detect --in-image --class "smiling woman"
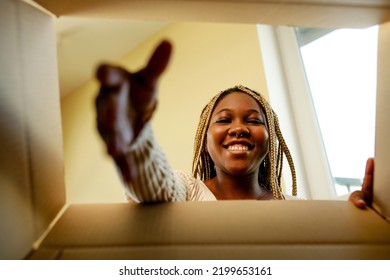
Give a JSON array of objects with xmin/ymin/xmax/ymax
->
[
  {"xmin": 96, "ymin": 42, "xmax": 298, "ymax": 202},
  {"xmin": 193, "ymin": 86, "xmax": 297, "ymax": 200}
]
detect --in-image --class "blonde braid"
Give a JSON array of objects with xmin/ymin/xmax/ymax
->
[
  {"xmin": 274, "ymin": 113, "xmax": 298, "ymax": 196},
  {"xmin": 192, "ymin": 85, "xmax": 297, "ymax": 199}
]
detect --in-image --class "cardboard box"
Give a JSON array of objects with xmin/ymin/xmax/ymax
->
[
  {"xmin": 1, "ymin": 0, "xmax": 389, "ymax": 260},
  {"xmin": 28, "ymin": 201, "xmax": 390, "ymax": 260}
]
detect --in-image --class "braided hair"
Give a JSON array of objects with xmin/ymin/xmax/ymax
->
[{"xmin": 192, "ymin": 85, "xmax": 297, "ymax": 200}]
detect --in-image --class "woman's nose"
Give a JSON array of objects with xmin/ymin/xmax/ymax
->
[{"xmin": 228, "ymin": 124, "xmax": 249, "ymax": 138}]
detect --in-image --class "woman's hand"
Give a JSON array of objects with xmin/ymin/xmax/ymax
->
[
  {"xmin": 349, "ymin": 157, "xmax": 374, "ymax": 209},
  {"xmin": 95, "ymin": 40, "xmax": 172, "ymax": 158}
]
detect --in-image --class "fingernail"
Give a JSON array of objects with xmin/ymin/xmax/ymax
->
[{"xmin": 356, "ymin": 199, "xmax": 367, "ymax": 209}]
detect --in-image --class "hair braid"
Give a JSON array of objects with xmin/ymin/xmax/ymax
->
[{"xmin": 192, "ymin": 85, "xmax": 297, "ymax": 199}]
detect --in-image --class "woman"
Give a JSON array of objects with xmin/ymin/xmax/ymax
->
[{"xmin": 96, "ymin": 41, "xmax": 372, "ymax": 206}]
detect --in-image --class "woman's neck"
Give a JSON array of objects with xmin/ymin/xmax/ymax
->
[{"xmin": 204, "ymin": 171, "xmax": 273, "ymax": 200}]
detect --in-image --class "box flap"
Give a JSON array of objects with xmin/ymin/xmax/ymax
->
[
  {"xmin": 19, "ymin": 0, "xmax": 66, "ymax": 237},
  {"xmin": 0, "ymin": 0, "xmax": 66, "ymax": 259},
  {"xmin": 31, "ymin": 201, "xmax": 390, "ymax": 259},
  {"xmin": 373, "ymin": 21, "xmax": 390, "ymax": 221},
  {"xmin": 32, "ymin": 0, "xmax": 390, "ymax": 28},
  {"xmin": 0, "ymin": 0, "xmax": 35, "ymax": 260}
]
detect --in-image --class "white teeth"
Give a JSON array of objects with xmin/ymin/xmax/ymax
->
[{"xmin": 228, "ymin": 145, "xmax": 249, "ymax": 151}]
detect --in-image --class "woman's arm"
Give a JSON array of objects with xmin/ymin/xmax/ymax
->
[
  {"xmin": 115, "ymin": 124, "xmax": 187, "ymax": 202},
  {"xmin": 95, "ymin": 41, "xmax": 187, "ymax": 202}
]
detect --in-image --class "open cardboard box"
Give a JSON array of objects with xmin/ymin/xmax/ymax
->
[{"xmin": 1, "ymin": 0, "xmax": 390, "ymax": 260}]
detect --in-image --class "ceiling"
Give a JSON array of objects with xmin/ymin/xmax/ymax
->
[{"xmin": 55, "ymin": 17, "xmax": 167, "ymax": 97}]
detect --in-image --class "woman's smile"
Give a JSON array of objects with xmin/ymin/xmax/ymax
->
[{"xmin": 227, "ymin": 144, "xmax": 249, "ymax": 151}]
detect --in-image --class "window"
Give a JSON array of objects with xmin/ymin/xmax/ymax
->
[
  {"xmin": 257, "ymin": 25, "xmax": 378, "ymax": 199},
  {"xmin": 296, "ymin": 26, "xmax": 378, "ymax": 196}
]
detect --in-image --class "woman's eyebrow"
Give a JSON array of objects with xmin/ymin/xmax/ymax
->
[
  {"xmin": 247, "ymin": 109, "xmax": 262, "ymax": 115},
  {"xmin": 214, "ymin": 108, "xmax": 231, "ymax": 115},
  {"xmin": 214, "ymin": 108, "xmax": 263, "ymax": 115}
]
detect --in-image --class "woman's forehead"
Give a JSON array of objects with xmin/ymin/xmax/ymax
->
[{"xmin": 213, "ymin": 91, "xmax": 263, "ymax": 113}]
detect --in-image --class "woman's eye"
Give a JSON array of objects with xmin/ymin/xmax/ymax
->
[
  {"xmin": 247, "ymin": 119, "xmax": 263, "ymax": 124},
  {"xmin": 215, "ymin": 118, "xmax": 230, "ymax": 124}
]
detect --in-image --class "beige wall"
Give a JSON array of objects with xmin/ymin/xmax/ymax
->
[{"xmin": 61, "ymin": 21, "xmax": 268, "ymax": 203}]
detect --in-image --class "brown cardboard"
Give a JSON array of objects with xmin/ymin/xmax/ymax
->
[
  {"xmin": 1, "ymin": 0, "xmax": 389, "ymax": 260},
  {"xmin": 30, "ymin": 245, "xmax": 390, "ymax": 260},
  {"xmin": 374, "ymin": 21, "xmax": 390, "ymax": 221},
  {"xmin": 29, "ymin": 201, "xmax": 390, "ymax": 259},
  {"xmin": 0, "ymin": 0, "xmax": 36, "ymax": 260},
  {"xmin": 18, "ymin": 0, "xmax": 66, "ymax": 239},
  {"xmin": 33, "ymin": 0, "xmax": 390, "ymax": 28},
  {"xmin": 0, "ymin": 0, "xmax": 65, "ymax": 260}
]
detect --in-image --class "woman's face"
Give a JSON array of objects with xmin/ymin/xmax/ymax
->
[{"xmin": 206, "ymin": 92, "xmax": 269, "ymax": 177}]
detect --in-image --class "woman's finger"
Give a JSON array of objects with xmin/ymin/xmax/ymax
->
[
  {"xmin": 348, "ymin": 158, "xmax": 375, "ymax": 209},
  {"xmin": 349, "ymin": 190, "xmax": 368, "ymax": 209},
  {"xmin": 362, "ymin": 157, "xmax": 374, "ymax": 206},
  {"xmin": 143, "ymin": 40, "xmax": 172, "ymax": 85}
]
